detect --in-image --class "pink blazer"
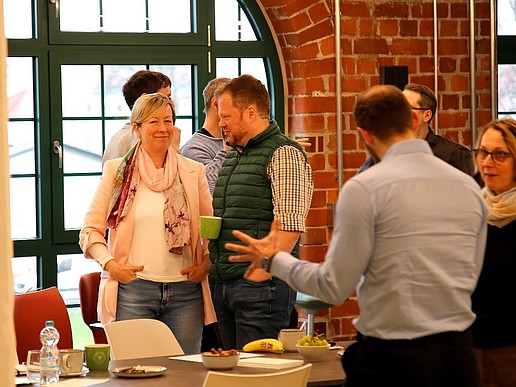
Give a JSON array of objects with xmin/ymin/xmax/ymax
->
[{"xmin": 79, "ymin": 153, "xmax": 216, "ymax": 325}]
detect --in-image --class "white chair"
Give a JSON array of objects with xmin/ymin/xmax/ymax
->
[
  {"xmin": 104, "ymin": 319, "xmax": 184, "ymax": 360},
  {"xmin": 202, "ymin": 363, "xmax": 312, "ymax": 387}
]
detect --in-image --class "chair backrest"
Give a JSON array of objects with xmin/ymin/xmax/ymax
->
[
  {"xmin": 202, "ymin": 363, "xmax": 312, "ymax": 387},
  {"xmin": 104, "ymin": 318, "xmax": 184, "ymax": 360},
  {"xmin": 14, "ymin": 287, "xmax": 73, "ymax": 363},
  {"xmin": 78, "ymin": 271, "xmax": 107, "ymax": 344}
]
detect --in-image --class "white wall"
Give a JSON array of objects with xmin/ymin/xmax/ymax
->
[{"xmin": 0, "ymin": 1, "xmax": 16, "ymax": 385}]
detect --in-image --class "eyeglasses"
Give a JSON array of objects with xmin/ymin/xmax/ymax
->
[
  {"xmin": 411, "ymin": 107, "xmax": 429, "ymax": 111},
  {"xmin": 474, "ymin": 148, "xmax": 513, "ymax": 164}
]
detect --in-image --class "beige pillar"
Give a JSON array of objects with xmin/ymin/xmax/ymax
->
[{"xmin": 0, "ymin": 1, "xmax": 16, "ymax": 386}]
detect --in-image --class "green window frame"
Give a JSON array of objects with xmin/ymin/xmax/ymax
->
[{"xmin": 8, "ymin": 0, "xmax": 284, "ymax": 347}]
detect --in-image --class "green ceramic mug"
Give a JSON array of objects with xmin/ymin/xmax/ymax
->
[
  {"xmin": 200, "ymin": 216, "xmax": 222, "ymax": 239},
  {"xmin": 85, "ymin": 344, "xmax": 110, "ymax": 371}
]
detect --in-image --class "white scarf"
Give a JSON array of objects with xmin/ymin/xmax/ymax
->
[{"xmin": 483, "ymin": 186, "xmax": 516, "ymax": 228}]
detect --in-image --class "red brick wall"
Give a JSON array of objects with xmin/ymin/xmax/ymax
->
[{"xmin": 259, "ymin": 0, "xmax": 492, "ymax": 341}]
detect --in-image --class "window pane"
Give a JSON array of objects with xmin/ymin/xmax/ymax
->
[
  {"xmin": 9, "ymin": 121, "xmax": 35, "ymax": 175},
  {"xmin": 63, "ymin": 121, "xmax": 103, "ymax": 173},
  {"xmin": 176, "ymin": 118, "xmax": 193, "ymax": 150},
  {"xmin": 10, "ymin": 177, "xmax": 37, "ymax": 239},
  {"xmin": 59, "ymin": 0, "xmax": 192, "ymax": 33},
  {"xmin": 7, "ymin": 57, "xmax": 34, "ymax": 119},
  {"xmin": 216, "ymin": 58, "xmax": 268, "ymax": 91},
  {"xmin": 241, "ymin": 58, "xmax": 267, "ymax": 86},
  {"xmin": 216, "ymin": 58, "xmax": 240, "ymax": 78},
  {"xmin": 498, "ymin": 0, "xmax": 516, "ymax": 36},
  {"xmin": 68, "ymin": 307, "xmax": 95, "ymax": 348},
  {"xmin": 57, "ymin": 254, "xmax": 101, "ymax": 306},
  {"xmin": 64, "ymin": 176, "xmax": 101, "ymax": 230},
  {"xmin": 59, "ymin": 0, "xmax": 100, "ymax": 32},
  {"xmin": 215, "ymin": 0, "xmax": 257, "ymax": 41},
  {"xmin": 498, "ymin": 65, "xmax": 516, "ymax": 112},
  {"xmin": 13, "ymin": 256, "xmax": 38, "ymax": 294},
  {"xmin": 104, "ymin": 65, "xmax": 143, "ymax": 117},
  {"xmin": 499, "ymin": 113, "xmax": 516, "ymax": 120},
  {"xmin": 3, "ymin": 0, "xmax": 33, "ymax": 39},
  {"xmin": 62, "ymin": 66, "xmax": 101, "ymax": 117},
  {"xmin": 240, "ymin": 11, "xmax": 256, "ymax": 41},
  {"xmin": 61, "ymin": 64, "xmax": 194, "ymax": 164},
  {"xmin": 105, "ymin": 120, "xmax": 130, "ymax": 146},
  {"xmin": 103, "ymin": 0, "xmax": 146, "ymax": 33},
  {"xmin": 149, "ymin": 0, "xmax": 191, "ymax": 33},
  {"xmin": 150, "ymin": 65, "xmax": 193, "ymax": 116}
]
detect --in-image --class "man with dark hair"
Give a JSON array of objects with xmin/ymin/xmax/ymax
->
[
  {"xmin": 209, "ymin": 74, "xmax": 313, "ymax": 350},
  {"xmin": 102, "ymin": 70, "xmax": 173, "ymax": 164},
  {"xmin": 227, "ymin": 85, "xmax": 487, "ymax": 386},
  {"xmin": 357, "ymin": 83, "xmax": 478, "ymax": 182},
  {"xmin": 180, "ymin": 77, "xmax": 230, "ymax": 194}
]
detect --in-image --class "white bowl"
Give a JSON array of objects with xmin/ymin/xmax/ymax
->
[
  {"xmin": 296, "ymin": 344, "xmax": 330, "ymax": 362},
  {"xmin": 201, "ymin": 352, "xmax": 240, "ymax": 370}
]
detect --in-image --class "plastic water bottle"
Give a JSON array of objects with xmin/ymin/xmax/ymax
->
[{"xmin": 39, "ymin": 320, "xmax": 60, "ymax": 384}]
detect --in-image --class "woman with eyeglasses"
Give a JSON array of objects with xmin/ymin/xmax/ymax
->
[{"xmin": 471, "ymin": 118, "xmax": 516, "ymax": 387}]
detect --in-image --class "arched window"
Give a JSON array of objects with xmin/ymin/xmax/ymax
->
[{"xmin": 6, "ymin": 0, "xmax": 283, "ymax": 346}]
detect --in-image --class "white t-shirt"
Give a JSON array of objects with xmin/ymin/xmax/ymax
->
[{"xmin": 128, "ymin": 179, "xmax": 191, "ymax": 282}]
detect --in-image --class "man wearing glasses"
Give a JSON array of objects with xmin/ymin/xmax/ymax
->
[{"xmin": 357, "ymin": 83, "xmax": 479, "ymax": 184}]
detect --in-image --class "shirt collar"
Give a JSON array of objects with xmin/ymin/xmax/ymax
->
[{"xmin": 382, "ymin": 139, "xmax": 433, "ymax": 162}]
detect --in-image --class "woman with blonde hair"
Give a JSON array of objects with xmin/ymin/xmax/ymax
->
[
  {"xmin": 471, "ymin": 118, "xmax": 516, "ymax": 386},
  {"xmin": 80, "ymin": 93, "xmax": 216, "ymax": 354}
]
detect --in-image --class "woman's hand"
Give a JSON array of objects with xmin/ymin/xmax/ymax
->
[
  {"xmin": 181, "ymin": 256, "xmax": 210, "ymax": 283},
  {"xmin": 105, "ymin": 260, "xmax": 144, "ymax": 284}
]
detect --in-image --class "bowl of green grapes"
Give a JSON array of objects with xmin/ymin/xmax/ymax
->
[{"xmin": 296, "ymin": 334, "xmax": 331, "ymax": 362}]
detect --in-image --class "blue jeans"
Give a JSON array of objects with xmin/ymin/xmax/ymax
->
[
  {"xmin": 211, "ymin": 277, "xmax": 296, "ymax": 350},
  {"xmin": 116, "ymin": 278, "xmax": 204, "ymax": 354}
]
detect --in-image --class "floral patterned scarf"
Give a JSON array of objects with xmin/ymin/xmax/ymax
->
[{"xmin": 107, "ymin": 142, "xmax": 191, "ymax": 254}]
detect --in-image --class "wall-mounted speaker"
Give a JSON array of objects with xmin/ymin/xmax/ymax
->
[{"xmin": 380, "ymin": 66, "xmax": 408, "ymax": 91}]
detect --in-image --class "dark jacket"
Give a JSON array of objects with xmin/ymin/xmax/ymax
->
[
  {"xmin": 357, "ymin": 128, "xmax": 481, "ymax": 185},
  {"xmin": 209, "ymin": 121, "xmax": 303, "ymax": 283},
  {"xmin": 472, "ymin": 220, "xmax": 516, "ymax": 348}
]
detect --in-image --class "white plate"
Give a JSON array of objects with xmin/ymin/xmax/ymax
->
[
  {"xmin": 111, "ymin": 366, "xmax": 167, "ymax": 378},
  {"xmin": 60, "ymin": 366, "xmax": 89, "ymax": 377}
]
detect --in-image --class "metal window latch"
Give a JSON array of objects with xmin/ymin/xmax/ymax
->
[{"xmin": 53, "ymin": 140, "xmax": 63, "ymax": 169}]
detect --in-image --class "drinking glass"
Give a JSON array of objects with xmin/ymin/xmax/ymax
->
[{"xmin": 26, "ymin": 349, "xmax": 40, "ymax": 383}]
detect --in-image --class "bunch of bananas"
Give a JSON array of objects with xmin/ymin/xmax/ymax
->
[
  {"xmin": 297, "ymin": 333, "xmax": 329, "ymax": 347},
  {"xmin": 242, "ymin": 338, "xmax": 284, "ymax": 353}
]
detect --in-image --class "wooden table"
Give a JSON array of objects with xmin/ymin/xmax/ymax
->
[{"xmin": 84, "ymin": 345, "xmax": 348, "ymax": 387}]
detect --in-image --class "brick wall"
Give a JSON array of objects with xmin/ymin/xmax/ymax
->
[{"xmin": 259, "ymin": 0, "xmax": 492, "ymax": 341}]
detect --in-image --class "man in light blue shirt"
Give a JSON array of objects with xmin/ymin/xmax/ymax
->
[
  {"xmin": 180, "ymin": 77, "xmax": 230, "ymax": 195},
  {"xmin": 226, "ymin": 85, "xmax": 488, "ymax": 387}
]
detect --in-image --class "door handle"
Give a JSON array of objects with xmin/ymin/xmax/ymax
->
[{"xmin": 53, "ymin": 140, "xmax": 63, "ymax": 169}]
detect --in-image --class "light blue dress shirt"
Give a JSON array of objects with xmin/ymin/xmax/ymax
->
[{"xmin": 272, "ymin": 139, "xmax": 488, "ymax": 340}]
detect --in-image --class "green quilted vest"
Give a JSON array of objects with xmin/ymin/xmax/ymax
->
[{"xmin": 209, "ymin": 121, "xmax": 304, "ymax": 283}]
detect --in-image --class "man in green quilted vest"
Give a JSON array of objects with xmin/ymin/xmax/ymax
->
[{"xmin": 209, "ymin": 74, "xmax": 313, "ymax": 350}]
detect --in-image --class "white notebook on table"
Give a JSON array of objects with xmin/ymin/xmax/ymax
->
[{"xmin": 237, "ymin": 357, "xmax": 304, "ymax": 369}]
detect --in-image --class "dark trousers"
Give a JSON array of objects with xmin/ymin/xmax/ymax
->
[
  {"xmin": 201, "ymin": 322, "xmax": 221, "ymax": 352},
  {"xmin": 201, "ymin": 277, "xmax": 221, "ymax": 352},
  {"xmin": 342, "ymin": 330, "xmax": 479, "ymax": 387}
]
